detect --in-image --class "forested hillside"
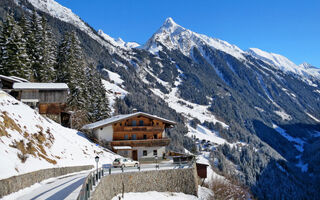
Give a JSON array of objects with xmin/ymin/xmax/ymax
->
[{"xmin": 1, "ymin": 0, "xmax": 320, "ymax": 199}]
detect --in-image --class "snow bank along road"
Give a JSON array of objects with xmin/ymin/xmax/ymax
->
[{"xmin": 9, "ymin": 163, "xmax": 191, "ymax": 200}]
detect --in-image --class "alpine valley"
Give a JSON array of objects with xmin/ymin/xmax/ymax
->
[{"xmin": 1, "ymin": 0, "xmax": 320, "ymax": 199}]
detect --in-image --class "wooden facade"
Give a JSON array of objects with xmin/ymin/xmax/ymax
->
[
  {"xmin": 82, "ymin": 112, "xmax": 176, "ymax": 160},
  {"xmin": 112, "ymin": 116, "xmax": 166, "ymax": 142},
  {"xmin": 111, "ymin": 138, "xmax": 170, "ymax": 147},
  {"xmin": 196, "ymin": 163, "xmax": 209, "ymax": 179},
  {"xmin": 19, "ymin": 90, "xmax": 68, "ymax": 103}
]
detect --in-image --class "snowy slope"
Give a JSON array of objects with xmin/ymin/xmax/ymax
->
[
  {"xmin": 98, "ymin": 30, "xmax": 140, "ymax": 49},
  {"xmin": 247, "ymin": 48, "xmax": 320, "ymax": 80},
  {"xmin": 0, "ymin": 91, "xmax": 117, "ymax": 180},
  {"xmin": 144, "ymin": 17, "xmax": 320, "ymax": 84},
  {"xmin": 144, "ymin": 18, "xmax": 246, "ymax": 60},
  {"xmin": 21, "ymin": 0, "xmax": 136, "ymax": 53}
]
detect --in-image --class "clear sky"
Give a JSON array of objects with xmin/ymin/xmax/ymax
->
[{"xmin": 55, "ymin": 0, "xmax": 320, "ymax": 67}]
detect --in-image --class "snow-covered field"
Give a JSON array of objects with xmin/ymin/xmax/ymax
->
[
  {"xmin": 111, "ymin": 186, "xmax": 213, "ymax": 200},
  {"xmin": 0, "ymin": 91, "xmax": 117, "ymax": 179}
]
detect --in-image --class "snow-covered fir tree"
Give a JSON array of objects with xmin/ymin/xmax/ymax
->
[
  {"xmin": 38, "ymin": 16, "xmax": 56, "ymax": 82},
  {"xmin": 86, "ymin": 64, "xmax": 110, "ymax": 122},
  {"xmin": 26, "ymin": 10, "xmax": 42, "ymax": 81},
  {"xmin": 0, "ymin": 12, "xmax": 31, "ymax": 78},
  {"xmin": 56, "ymin": 31, "xmax": 87, "ymax": 110}
]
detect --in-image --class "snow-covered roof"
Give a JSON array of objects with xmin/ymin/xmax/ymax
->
[
  {"xmin": 82, "ymin": 112, "xmax": 176, "ymax": 130},
  {"xmin": 113, "ymin": 146, "xmax": 132, "ymax": 150},
  {"xmin": 0, "ymin": 74, "xmax": 29, "ymax": 83},
  {"xmin": 13, "ymin": 83, "xmax": 69, "ymax": 90}
]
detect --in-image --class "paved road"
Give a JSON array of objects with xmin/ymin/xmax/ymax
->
[
  {"xmin": 17, "ymin": 163, "xmax": 191, "ymax": 200},
  {"xmin": 16, "ymin": 171, "xmax": 90, "ymax": 200}
]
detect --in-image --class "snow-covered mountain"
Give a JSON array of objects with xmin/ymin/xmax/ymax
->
[
  {"xmin": 0, "ymin": 91, "xmax": 117, "ymax": 180},
  {"xmin": 247, "ymin": 48, "xmax": 320, "ymax": 80},
  {"xmin": 98, "ymin": 29, "xmax": 140, "ymax": 49},
  {"xmin": 144, "ymin": 17, "xmax": 246, "ymax": 60},
  {"xmin": 144, "ymin": 17, "xmax": 320, "ymax": 84},
  {"xmin": 3, "ymin": 0, "xmax": 320, "ymax": 198}
]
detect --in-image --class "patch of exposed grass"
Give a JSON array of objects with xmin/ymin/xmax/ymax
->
[
  {"xmin": 0, "ymin": 111, "xmax": 22, "ymax": 137},
  {"xmin": 33, "ymin": 132, "xmax": 46, "ymax": 144},
  {"xmin": 210, "ymin": 174, "xmax": 254, "ymax": 200},
  {"xmin": 38, "ymin": 153, "xmax": 57, "ymax": 164}
]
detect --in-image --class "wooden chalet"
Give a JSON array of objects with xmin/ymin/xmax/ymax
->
[
  {"xmin": 82, "ymin": 112, "xmax": 176, "ymax": 161},
  {"xmin": 12, "ymin": 82, "xmax": 70, "ymax": 126}
]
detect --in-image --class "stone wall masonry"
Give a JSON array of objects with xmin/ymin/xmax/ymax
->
[
  {"xmin": 0, "ymin": 165, "xmax": 93, "ymax": 198},
  {"xmin": 92, "ymin": 164, "xmax": 198, "ymax": 200}
]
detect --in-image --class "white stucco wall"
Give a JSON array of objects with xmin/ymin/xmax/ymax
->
[
  {"xmin": 133, "ymin": 146, "xmax": 166, "ymax": 160},
  {"xmin": 94, "ymin": 125, "xmax": 113, "ymax": 142}
]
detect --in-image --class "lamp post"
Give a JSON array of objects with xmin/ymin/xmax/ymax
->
[
  {"xmin": 155, "ymin": 155, "xmax": 158, "ymax": 169},
  {"xmin": 95, "ymin": 156, "xmax": 99, "ymax": 180}
]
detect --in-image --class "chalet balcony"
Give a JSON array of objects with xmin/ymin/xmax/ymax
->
[
  {"xmin": 114, "ymin": 126, "xmax": 164, "ymax": 133},
  {"xmin": 110, "ymin": 138, "xmax": 170, "ymax": 147}
]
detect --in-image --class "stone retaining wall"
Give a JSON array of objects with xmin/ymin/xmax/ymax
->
[
  {"xmin": 0, "ymin": 165, "xmax": 93, "ymax": 198},
  {"xmin": 92, "ymin": 164, "xmax": 198, "ymax": 200}
]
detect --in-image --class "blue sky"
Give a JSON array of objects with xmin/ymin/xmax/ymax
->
[{"xmin": 56, "ymin": 0, "xmax": 320, "ymax": 67}]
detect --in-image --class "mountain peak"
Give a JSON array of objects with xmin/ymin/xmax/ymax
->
[
  {"xmin": 163, "ymin": 17, "xmax": 177, "ymax": 27},
  {"xmin": 299, "ymin": 62, "xmax": 314, "ymax": 69},
  {"xmin": 159, "ymin": 17, "xmax": 182, "ymax": 33}
]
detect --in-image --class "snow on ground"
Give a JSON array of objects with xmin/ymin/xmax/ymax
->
[
  {"xmin": 150, "ymin": 87, "xmax": 228, "ymax": 128},
  {"xmin": 0, "ymin": 91, "xmax": 117, "ymax": 179},
  {"xmin": 312, "ymin": 131, "xmax": 320, "ymax": 137},
  {"xmin": 197, "ymin": 152, "xmax": 226, "ymax": 187},
  {"xmin": 274, "ymin": 110, "xmax": 292, "ymax": 121},
  {"xmin": 102, "ymin": 77, "xmax": 128, "ymax": 114},
  {"xmin": 112, "ymin": 191, "xmax": 198, "ymax": 200},
  {"xmin": 111, "ymin": 185, "xmax": 212, "ymax": 200},
  {"xmin": 295, "ymin": 155, "xmax": 308, "ymax": 173},
  {"xmin": 272, "ymin": 124, "xmax": 305, "ymax": 152},
  {"xmin": 188, "ymin": 125, "xmax": 227, "ymax": 145},
  {"xmin": 306, "ymin": 112, "xmax": 320, "ymax": 123},
  {"xmin": 98, "ymin": 30, "xmax": 140, "ymax": 50},
  {"xmin": 247, "ymin": 48, "xmax": 320, "ymax": 80},
  {"xmin": 105, "ymin": 69, "xmax": 125, "ymax": 85},
  {"xmin": 272, "ymin": 123, "xmax": 309, "ymax": 173}
]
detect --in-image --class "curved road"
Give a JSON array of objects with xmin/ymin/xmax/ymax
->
[
  {"xmin": 16, "ymin": 171, "xmax": 90, "ymax": 200},
  {"xmin": 16, "ymin": 163, "xmax": 191, "ymax": 200}
]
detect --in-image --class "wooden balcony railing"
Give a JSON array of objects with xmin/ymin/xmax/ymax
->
[
  {"xmin": 114, "ymin": 126, "xmax": 163, "ymax": 132},
  {"xmin": 110, "ymin": 138, "xmax": 170, "ymax": 147}
]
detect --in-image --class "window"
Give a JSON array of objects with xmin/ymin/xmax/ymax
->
[
  {"xmin": 139, "ymin": 120, "xmax": 144, "ymax": 126},
  {"xmin": 132, "ymin": 120, "xmax": 137, "ymax": 126},
  {"xmin": 120, "ymin": 123, "xmax": 122, "ymax": 126},
  {"xmin": 100, "ymin": 127, "xmax": 103, "ymax": 130},
  {"xmin": 153, "ymin": 150, "xmax": 157, "ymax": 156},
  {"xmin": 124, "ymin": 135, "xmax": 128, "ymax": 140},
  {"xmin": 153, "ymin": 134, "xmax": 158, "ymax": 139},
  {"xmin": 143, "ymin": 150, "xmax": 147, "ymax": 156},
  {"xmin": 143, "ymin": 134, "xmax": 147, "ymax": 139},
  {"xmin": 132, "ymin": 134, "xmax": 136, "ymax": 140}
]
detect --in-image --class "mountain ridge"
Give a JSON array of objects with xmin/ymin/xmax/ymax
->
[{"xmin": 3, "ymin": 1, "xmax": 320, "ymax": 199}]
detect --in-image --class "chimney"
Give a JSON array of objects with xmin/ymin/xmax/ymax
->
[{"xmin": 132, "ymin": 108, "xmax": 138, "ymax": 113}]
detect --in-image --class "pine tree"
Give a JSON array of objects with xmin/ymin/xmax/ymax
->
[
  {"xmin": 26, "ymin": 10, "xmax": 42, "ymax": 81},
  {"xmin": 56, "ymin": 31, "xmax": 87, "ymax": 110},
  {"xmin": 0, "ymin": 12, "xmax": 31, "ymax": 78},
  {"xmin": 86, "ymin": 64, "xmax": 110, "ymax": 122},
  {"xmin": 38, "ymin": 16, "xmax": 56, "ymax": 82}
]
